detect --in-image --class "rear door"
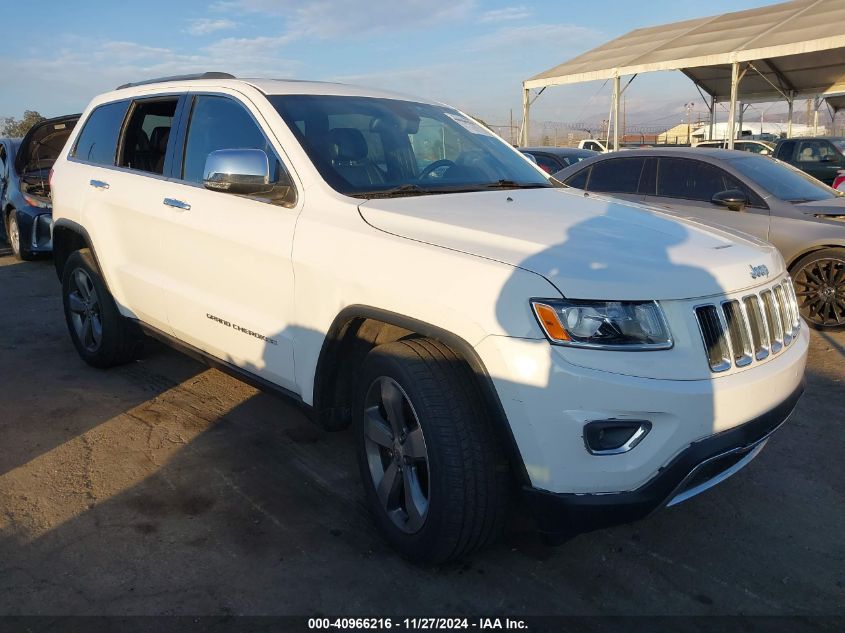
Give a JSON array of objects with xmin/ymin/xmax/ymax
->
[
  {"xmin": 68, "ymin": 98, "xmax": 174, "ymax": 331},
  {"xmin": 642, "ymin": 157, "xmax": 771, "ymax": 241},
  {"xmin": 156, "ymin": 91, "xmax": 301, "ymax": 392}
]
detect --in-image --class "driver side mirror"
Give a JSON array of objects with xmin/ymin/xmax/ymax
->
[
  {"xmin": 203, "ymin": 148, "xmax": 272, "ymax": 195},
  {"xmin": 711, "ymin": 189, "xmax": 748, "ymax": 212}
]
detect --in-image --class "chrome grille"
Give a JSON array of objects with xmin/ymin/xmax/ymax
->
[{"xmin": 695, "ymin": 279, "xmax": 801, "ymax": 373}]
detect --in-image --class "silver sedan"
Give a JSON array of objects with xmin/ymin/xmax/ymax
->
[{"xmin": 555, "ymin": 147, "xmax": 845, "ymax": 329}]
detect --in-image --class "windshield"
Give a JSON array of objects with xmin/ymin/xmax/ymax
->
[
  {"xmin": 725, "ymin": 154, "xmax": 841, "ymax": 202},
  {"xmin": 832, "ymin": 139, "xmax": 845, "ymax": 154},
  {"xmin": 269, "ymin": 95, "xmax": 551, "ymax": 197}
]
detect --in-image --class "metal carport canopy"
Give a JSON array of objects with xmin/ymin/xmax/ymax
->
[{"xmin": 522, "ymin": 0, "xmax": 845, "ymax": 149}]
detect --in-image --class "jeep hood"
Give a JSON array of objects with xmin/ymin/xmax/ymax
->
[
  {"xmin": 358, "ymin": 188, "xmax": 783, "ymax": 301},
  {"xmin": 15, "ymin": 114, "xmax": 80, "ymax": 175}
]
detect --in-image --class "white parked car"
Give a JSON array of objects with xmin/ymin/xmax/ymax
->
[{"xmin": 50, "ymin": 73, "xmax": 808, "ymax": 563}]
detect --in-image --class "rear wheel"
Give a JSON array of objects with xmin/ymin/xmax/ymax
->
[
  {"xmin": 355, "ymin": 337, "xmax": 509, "ymax": 563},
  {"xmin": 791, "ymin": 248, "xmax": 845, "ymax": 330},
  {"xmin": 62, "ymin": 249, "xmax": 142, "ymax": 367}
]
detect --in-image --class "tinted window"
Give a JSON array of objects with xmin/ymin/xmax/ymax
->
[
  {"xmin": 638, "ymin": 157, "xmax": 657, "ymax": 194},
  {"xmin": 656, "ymin": 158, "xmax": 727, "ymax": 201},
  {"xmin": 533, "ymin": 154, "xmax": 561, "ymax": 174},
  {"xmin": 726, "ymin": 154, "xmax": 839, "ymax": 202},
  {"xmin": 775, "ymin": 140, "xmax": 796, "ymax": 160},
  {"xmin": 72, "ymin": 101, "xmax": 130, "ymax": 166},
  {"xmin": 587, "ymin": 157, "xmax": 645, "ymax": 194},
  {"xmin": 120, "ymin": 98, "xmax": 178, "ymax": 175},
  {"xmin": 721, "ymin": 170, "xmax": 767, "ymax": 208},
  {"xmin": 183, "ymin": 95, "xmax": 279, "ymax": 184},
  {"xmin": 565, "ymin": 168, "xmax": 589, "ymax": 189},
  {"xmin": 0, "ymin": 144, "xmax": 6, "ymax": 178}
]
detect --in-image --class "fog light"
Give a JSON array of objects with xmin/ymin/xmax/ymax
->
[{"xmin": 584, "ymin": 420, "xmax": 651, "ymax": 455}]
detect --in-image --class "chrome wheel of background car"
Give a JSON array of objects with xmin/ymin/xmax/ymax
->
[
  {"xmin": 8, "ymin": 215, "xmax": 20, "ymax": 255},
  {"xmin": 794, "ymin": 258, "xmax": 845, "ymax": 327},
  {"xmin": 363, "ymin": 376, "xmax": 430, "ymax": 534},
  {"xmin": 67, "ymin": 268, "xmax": 104, "ymax": 352}
]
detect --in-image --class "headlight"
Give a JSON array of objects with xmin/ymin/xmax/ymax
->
[
  {"xmin": 531, "ymin": 299, "xmax": 673, "ymax": 350},
  {"xmin": 23, "ymin": 193, "xmax": 51, "ymax": 209}
]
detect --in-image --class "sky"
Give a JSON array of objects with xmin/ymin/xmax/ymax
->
[{"xmin": 0, "ymin": 0, "xmax": 780, "ymax": 128}]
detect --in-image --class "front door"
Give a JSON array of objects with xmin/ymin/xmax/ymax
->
[
  {"xmin": 643, "ymin": 157, "xmax": 771, "ymax": 242},
  {"xmin": 157, "ymin": 92, "xmax": 301, "ymax": 392}
]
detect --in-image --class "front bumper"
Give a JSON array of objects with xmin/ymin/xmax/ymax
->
[
  {"xmin": 475, "ymin": 324, "xmax": 808, "ymax": 494},
  {"xmin": 521, "ymin": 382, "xmax": 803, "ymax": 537}
]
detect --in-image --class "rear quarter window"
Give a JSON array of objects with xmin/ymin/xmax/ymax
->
[{"xmin": 72, "ymin": 100, "xmax": 131, "ymax": 166}]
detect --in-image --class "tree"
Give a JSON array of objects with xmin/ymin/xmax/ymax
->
[{"xmin": 1, "ymin": 110, "xmax": 46, "ymax": 138}]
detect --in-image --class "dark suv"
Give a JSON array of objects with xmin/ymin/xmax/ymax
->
[
  {"xmin": 772, "ymin": 137, "xmax": 845, "ymax": 185},
  {"xmin": 1, "ymin": 114, "xmax": 80, "ymax": 260}
]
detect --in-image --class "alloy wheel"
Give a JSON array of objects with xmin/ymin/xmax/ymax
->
[
  {"xmin": 9, "ymin": 216, "xmax": 19, "ymax": 255},
  {"xmin": 67, "ymin": 268, "xmax": 104, "ymax": 352},
  {"xmin": 363, "ymin": 376, "xmax": 430, "ymax": 534},
  {"xmin": 794, "ymin": 258, "xmax": 845, "ymax": 327}
]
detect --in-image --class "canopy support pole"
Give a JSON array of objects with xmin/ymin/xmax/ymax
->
[
  {"xmin": 787, "ymin": 91, "xmax": 794, "ymax": 138},
  {"xmin": 613, "ymin": 74, "xmax": 621, "ymax": 152},
  {"xmin": 727, "ymin": 61, "xmax": 740, "ymax": 150},
  {"xmin": 709, "ymin": 95, "xmax": 716, "ymax": 141},
  {"xmin": 521, "ymin": 86, "xmax": 530, "ymax": 147}
]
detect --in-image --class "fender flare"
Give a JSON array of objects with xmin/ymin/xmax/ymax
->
[{"xmin": 314, "ymin": 304, "xmax": 530, "ymax": 485}]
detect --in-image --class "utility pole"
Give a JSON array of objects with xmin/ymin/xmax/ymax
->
[{"xmin": 684, "ymin": 102, "xmax": 695, "ymax": 144}]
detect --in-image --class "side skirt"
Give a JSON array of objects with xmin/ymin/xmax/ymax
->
[{"xmin": 133, "ymin": 320, "xmax": 315, "ymax": 420}]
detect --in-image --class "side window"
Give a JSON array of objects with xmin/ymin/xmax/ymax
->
[
  {"xmin": 775, "ymin": 140, "xmax": 796, "ymax": 160},
  {"xmin": 72, "ymin": 101, "xmax": 130, "ymax": 166},
  {"xmin": 657, "ymin": 158, "xmax": 727, "ymax": 202},
  {"xmin": 585, "ymin": 157, "xmax": 645, "ymax": 194},
  {"xmin": 119, "ymin": 98, "xmax": 179, "ymax": 175},
  {"xmin": 182, "ymin": 95, "xmax": 293, "ymax": 205},
  {"xmin": 638, "ymin": 157, "xmax": 657, "ymax": 194},
  {"xmin": 722, "ymin": 171, "xmax": 767, "ymax": 209},
  {"xmin": 564, "ymin": 167, "xmax": 589, "ymax": 189},
  {"xmin": 0, "ymin": 145, "xmax": 6, "ymax": 179}
]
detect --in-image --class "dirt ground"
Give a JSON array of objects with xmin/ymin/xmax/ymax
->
[{"xmin": 0, "ymin": 252, "xmax": 842, "ymax": 617}]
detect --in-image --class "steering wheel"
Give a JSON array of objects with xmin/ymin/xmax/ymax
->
[{"xmin": 419, "ymin": 159, "xmax": 456, "ymax": 180}]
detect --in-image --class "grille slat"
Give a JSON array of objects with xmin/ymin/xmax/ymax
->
[{"xmin": 696, "ymin": 279, "xmax": 800, "ymax": 373}]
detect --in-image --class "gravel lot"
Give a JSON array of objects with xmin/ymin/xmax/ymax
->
[{"xmin": 0, "ymin": 252, "xmax": 843, "ymax": 617}]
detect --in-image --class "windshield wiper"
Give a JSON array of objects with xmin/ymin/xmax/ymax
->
[
  {"xmin": 479, "ymin": 179, "xmax": 551, "ymax": 190},
  {"xmin": 355, "ymin": 184, "xmax": 435, "ymax": 199}
]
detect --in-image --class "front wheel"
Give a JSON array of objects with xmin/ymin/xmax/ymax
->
[
  {"xmin": 791, "ymin": 248, "xmax": 845, "ymax": 330},
  {"xmin": 62, "ymin": 249, "xmax": 142, "ymax": 367},
  {"xmin": 7, "ymin": 210, "xmax": 36, "ymax": 261},
  {"xmin": 355, "ymin": 338, "xmax": 509, "ymax": 563}
]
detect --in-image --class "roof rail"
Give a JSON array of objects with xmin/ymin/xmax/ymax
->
[{"xmin": 116, "ymin": 72, "xmax": 236, "ymax": 90}]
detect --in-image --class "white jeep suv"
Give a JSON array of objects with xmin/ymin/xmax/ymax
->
[{"xmin": 50, "ymin": 73, "xmax": 808, "ymax": 563}]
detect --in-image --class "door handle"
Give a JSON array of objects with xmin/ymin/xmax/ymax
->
[
  {"xmin": 89, "ymin": 179, "xmax": 109, "ymax": 190},
  {"xmin": 163, "ymin": 198, "xmax": 191, "ymax": 211}
]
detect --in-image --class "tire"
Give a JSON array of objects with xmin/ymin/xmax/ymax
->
[
  {"xmin": 355, "ymin": 337, "xmax": 510, "ymax": 563},
  {"xmin": 7, "ymin": 210, "xmax": 36, "ymax": 261},
  {"xmin": 61, "ymin": 248, "xmax": 142, "ymax": 367},
  {"xmin": 790, "ymin": 247, "xmax": 845, "ymax": 330}
]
